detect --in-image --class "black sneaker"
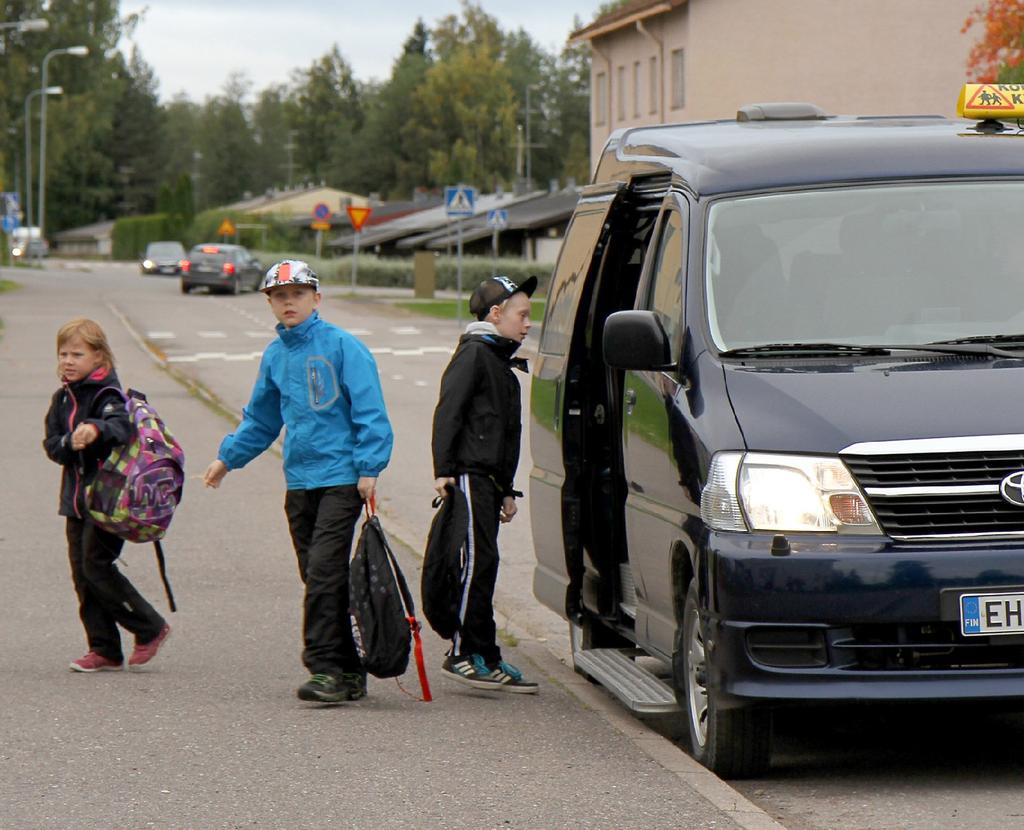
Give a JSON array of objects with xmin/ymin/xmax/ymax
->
[
  {"xmin": 339, "ymin": 671, "xmax": 367, "ymax": 701},
  {"xmin": 297, "ymin": 673, "xmax": 346, "ymax": 703},
  {"xmin": 442, "ymin": 653, "xmax": 538, "ymax": 694},
  {"xmin": 486, "ymin": 659, "xmax": 539, "ymax": 695}
]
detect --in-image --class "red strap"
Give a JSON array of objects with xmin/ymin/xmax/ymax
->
[
  {"xmin": 409, "ymin": 616, "xmax": 433, "ymax": 702},
  {"xmin": 364, "ymin": 493, "xmax": 376, "ymax": 520}
]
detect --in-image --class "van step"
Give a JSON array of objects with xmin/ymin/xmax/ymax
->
[{"xmin": 573, "ymin": 648, "xmax": 680, "ymax": 714}]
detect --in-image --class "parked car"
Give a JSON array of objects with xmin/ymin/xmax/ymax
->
[
  {"xmin": 180, "ymin": 244, "xmax": 262, "ymax": 294},
  {"xmin": 530, "ymin": 93, "xmax": 1024, "ymax": 778},
  {"xmin": 140, "ymin": 240, "xmax": 186, "ymax": 276},
  {"xmin": 11, "ymin": 226, "xmax": 48, "ymax": 259}
]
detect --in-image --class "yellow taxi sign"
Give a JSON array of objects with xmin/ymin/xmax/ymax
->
[
  {"xmin": 958, "ymin": 83, "xmax": 1024, "ymax": 120},
  {"xmin": 217, "ymin": 217, "xmax": 236, "ymax": 236}
]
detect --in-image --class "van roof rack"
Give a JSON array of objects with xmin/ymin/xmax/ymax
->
[{"xmin": 737, "ymin": 103, "xmax": 829, "ymax": 122}]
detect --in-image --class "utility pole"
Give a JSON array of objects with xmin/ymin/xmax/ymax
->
[
  {"xmin": 283, "ymin": 129, "xmax": 298, "ymax": 190},
  {"xmin": 191, "ymin": 150, "xmax": 202, "ymax": 211}
]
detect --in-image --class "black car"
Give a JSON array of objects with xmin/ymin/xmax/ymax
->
[
  {"xmin": 181, "ymin": 244, "xmax": 262, "ymax": 294},
  {"xmin": 530, "ymin": 96, "xmax": 1024, "ymax": 778},
  {"xmin": 140, "ymin": 241, "xmax": 186, "ymax": 276}
]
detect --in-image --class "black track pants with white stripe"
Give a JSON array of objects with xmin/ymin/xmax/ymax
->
[{"xmin": 452, "ymin": 473, "xmax": 503, "ymax": 664}]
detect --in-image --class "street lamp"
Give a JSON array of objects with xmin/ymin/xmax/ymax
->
[
  {"xmin": 0, "ymin": 19, "xmax": 49, "ymax": 33},
  {"xmin": 38, "ymin": 45, "xmax": 88, "ymax": 238},
  {"xmin": 24, "ymin": 85, "xmax": 62, "ymax": 230}
]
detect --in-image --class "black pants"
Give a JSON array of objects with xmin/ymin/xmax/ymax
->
[
  {"xmin": 66, "ymin": 517, "xmax": 166, "ymax": 661},
  {"xmin": 452, "ymin": 473, "xmax": 503, "ymax": 665},
  {"xmin": 285, "ymin": 485, "xmax": 363, "ymax": 676}
]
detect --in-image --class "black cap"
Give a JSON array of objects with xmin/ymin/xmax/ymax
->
[{"xmin": 468, "ymin": 275, "xmax": 538, "ymax": 319}]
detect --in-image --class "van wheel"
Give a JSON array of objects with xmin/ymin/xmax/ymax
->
[{"xmin": 674, "ymin": 583, "xmax": 771, "ymax": 779}]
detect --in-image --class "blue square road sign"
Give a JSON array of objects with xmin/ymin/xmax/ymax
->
[{"xmin": 445, "ymin": 185, "xmax": 477, "ymax": 218}]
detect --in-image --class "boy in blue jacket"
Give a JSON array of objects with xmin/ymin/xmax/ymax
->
[{"xmin": 203, "ymin": 260, "xmax": 393, "ymax": 704}]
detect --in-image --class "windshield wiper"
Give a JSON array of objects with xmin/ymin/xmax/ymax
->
[
  {"xmin": 721, "ymin": 341, "xmax": 1021, "ymax": 358},
  {"xmin": 931, "ymin": 334, "xmax": 1024, "ymax": 348}
]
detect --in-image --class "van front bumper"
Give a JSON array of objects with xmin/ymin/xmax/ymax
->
[{"xmin": 706, "ymin": 533, "xmax": 1024, "ymax": 705}]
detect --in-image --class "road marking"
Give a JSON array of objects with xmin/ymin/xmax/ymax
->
[
  {"xmin": 147, "ymin": 331, "xmax": 175, "ymax": 340},
  {"xmin": 197, "ymin": 331, "xmax": 228, "ymax": 338},
  {"xmin": 348, "ymin": 328, "xmax": 373, "ymax": 336},
  {"xmin": 391, "ymin": 326, "xmax": 421, "ymax": 335},
  {"xmin": 369, "ymin": 346, "xmax": 452, "ymax": 357},
  {"xmin": 244, "ymin": 331, "xmax": 272, "ymax": 338},
  {"xmin": 415, "ymin": 380, "xmax": 428, "ymax": 387},
  {"xmin": 391, "ymin": 374, "xmax": 405, "ymax": 381}
]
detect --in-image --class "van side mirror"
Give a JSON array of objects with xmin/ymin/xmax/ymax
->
[{"xmin": 603, "ymin": 310, "xmax": 676, "ymax": 371}]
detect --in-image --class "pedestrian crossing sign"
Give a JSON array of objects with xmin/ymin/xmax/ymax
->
[{"xmin": 445, "ymin": 185, "xmax": 477, "ymax": 218}]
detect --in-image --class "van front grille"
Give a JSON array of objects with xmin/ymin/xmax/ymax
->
[{"xmin": 844, "ymin": 446, "xmax": 1024, "ymax": 540}]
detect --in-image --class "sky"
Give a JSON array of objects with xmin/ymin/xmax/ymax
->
[{"xmin": 118, "ymin": 1, "xmax": 608, "ymax": 102}]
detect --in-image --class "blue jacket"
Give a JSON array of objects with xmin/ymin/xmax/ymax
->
[{"xmin": 218, "ymin": 311, "xmax": 393, "ymax": 489}]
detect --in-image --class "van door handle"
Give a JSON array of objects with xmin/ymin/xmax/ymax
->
[{"xmin": 625, "ymin": 388, "xmax": 637, "ymax": 413}]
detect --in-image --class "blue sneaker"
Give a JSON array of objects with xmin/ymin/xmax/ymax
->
[
  {"xmin": 487, "ymin": 659, "xmax": 539, "ymax": 694},
  {"xmin": 442, "ymin": 654, "xmax": 538, "ymax": 694}
]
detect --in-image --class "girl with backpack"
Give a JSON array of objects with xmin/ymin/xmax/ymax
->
[{"xmin": 43, "ymin": 318, "xmax": 170, "ymax": 672}]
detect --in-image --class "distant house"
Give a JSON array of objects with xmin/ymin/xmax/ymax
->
[
  {"xmin": 223, "ymin": 185, "xmax": 369, "ymax": 219},
  {"xmin": 52, "ymin": 220, "xmax": 114, "ymax": 258},
  {"xmin": 329, "ymin": 189, "xmax": 574, "ymax": 262},
  {"xmin": 572, "ymin": 0, "xmax": 977, "ymax": 170}
]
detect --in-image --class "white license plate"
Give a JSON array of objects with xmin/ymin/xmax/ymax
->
[{"xmin": 960, "ymin": 592, "xmax": 1024, "ymax": 636}]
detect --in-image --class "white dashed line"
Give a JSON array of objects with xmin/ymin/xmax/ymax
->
[
  {"xmin": 197, "ymin": 331, "xmax": 228, "ymax": 339},
  {"xmin": 391, "ymin": 375, "xmax": 405, "ymax": 381},
  {"xmin": 391, "ymin": 326, "xmax": 421, "ymax": 335},
  {"xmin": 147, "ymin": 331, "xmax": 175, "ymax": 340},
  {"xmin": 348, "ymin": 328, "xmax": 373, "ymax": 336},
  {"xmin": 414, "ymin": 380, "xmax": 428, "ymax": 387},
  {"xmin": 244, "ymin": 331, "xmax": 272, "ymax": 338}
]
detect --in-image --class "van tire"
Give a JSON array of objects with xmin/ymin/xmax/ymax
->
[{"xmin": 675, "ymin": 583, "xmax": 771, "ymax": 779}]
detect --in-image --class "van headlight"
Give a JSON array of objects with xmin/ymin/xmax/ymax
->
[{"xmin": 701, "ymin": 452, "xmax": 880, "ymax": 534}]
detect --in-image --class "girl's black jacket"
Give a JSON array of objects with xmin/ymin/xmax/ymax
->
[
  {"xmin": 431, "ymin": 328, "xmax": 528, "ymax": 498},
  {"xmin": 43, "ymin": 367, "xmax": 131, "ymax": 518}
]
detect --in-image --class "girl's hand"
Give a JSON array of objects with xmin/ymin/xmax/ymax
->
[
  {"xmin": 203, "ymin": 460, "xmax": 228, "ymax": 489},
  {"xmin": 434, "ymin": 477, "xmax": 455, "ymax": 497},
  {"xmin": 70, "ymin": 423, "xmax": 99, "ymax": 451},
  {"xmin": 500, "ymin": 496, "xmax": 517, "ymax": 523}
]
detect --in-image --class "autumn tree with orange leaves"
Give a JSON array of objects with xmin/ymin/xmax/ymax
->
[{"xmin": 963, "ymin": 0, "xmax": 1024, "ymax": 82}]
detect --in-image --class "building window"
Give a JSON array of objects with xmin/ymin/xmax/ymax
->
[
  {"xmin": 671, "ymin": 48, "xmax": 685, "ymax": 110},
  {"xmin": 633, "ymin": 61, "xmax": 641, "ymax": 118},
  {"xmin": 595, "ymin": 71, "xmax": 607, "ymax": 125},
  {"xmin": 649, "ymin": 56, "xmax": 659, "ymax": 114},
  {"xmin": 617, "ymin": 65, "xmax": 626, "ymax": 121}
]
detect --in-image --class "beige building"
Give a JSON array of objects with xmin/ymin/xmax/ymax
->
[{"xmin": 572, "ymin": 0, "xmax": 978, "ymax": 171}]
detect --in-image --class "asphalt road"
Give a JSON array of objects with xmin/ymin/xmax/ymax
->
[{"xmin": 0, "ymin": 263, "xmax": 756, "ymax": 830}]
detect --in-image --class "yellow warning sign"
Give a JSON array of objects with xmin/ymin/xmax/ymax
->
[
  {"xmin": 958, "ymin": 83, "xmax": 1024, "ymax": 119},
  {"xmin": 217, "ymin": 217, "xmax": 236, "ymax": 237}
]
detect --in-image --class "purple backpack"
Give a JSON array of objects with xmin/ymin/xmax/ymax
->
[{"xmin": 86, "ymin": 387, "xmax": 184, "ymax": 610}]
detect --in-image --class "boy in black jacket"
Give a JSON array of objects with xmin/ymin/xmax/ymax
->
[{"xmin": 432, "ymin": 275, "xmax": 539, "ymax": 693}]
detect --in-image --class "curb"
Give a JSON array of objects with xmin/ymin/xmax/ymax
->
[{"xmin": 109, "ymin": 299, "xmax": 787, "ymax": 830}]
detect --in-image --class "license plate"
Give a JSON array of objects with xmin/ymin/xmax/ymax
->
[{"xmin": 960, "ymin": 592, "xmax": 1024, "ymax": 636}]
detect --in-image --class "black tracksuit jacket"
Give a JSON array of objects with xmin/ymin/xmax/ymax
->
[
  {"xmin": 43, "ymin": 368, "xmax": 131, "ymax": 518},
  {"xmin": 431, "ymin": 329, "xmax": 527, "ymax": 498}
]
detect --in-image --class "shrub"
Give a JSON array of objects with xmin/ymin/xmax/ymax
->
[{"xmin": 111, "ymin": 214, "xmax": 176, "ymax": 260}]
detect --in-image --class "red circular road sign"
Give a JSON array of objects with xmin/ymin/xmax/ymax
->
[{"xmin": 313, "ymin": 202, "xmax": 330, "ymax": 220}]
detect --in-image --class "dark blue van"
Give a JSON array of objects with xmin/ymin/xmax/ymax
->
[{"xmin": 530, "ymin": 102, "xmax": 1024, "ymax": 777}]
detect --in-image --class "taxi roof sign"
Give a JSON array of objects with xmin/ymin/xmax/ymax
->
[{"xmin": 958, "ymin": 83, "xmax": 1024, "ymax": 120}]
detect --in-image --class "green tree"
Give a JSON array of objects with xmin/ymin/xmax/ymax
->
[
  {"xmin": 110, "ymin": 46, "xmax": 166, "ymax": 216},
  {"xmin": 194, "ymin": 73, "xmax": 259, "ymax": 209}
]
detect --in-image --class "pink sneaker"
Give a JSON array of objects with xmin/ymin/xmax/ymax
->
[
  {"xmin": 128, "ymin": 624, "xmax": 172, "ymax": 668},
  {"xmin": 69, "ymin": 651, "xmax": 123, "ymax": 673}
]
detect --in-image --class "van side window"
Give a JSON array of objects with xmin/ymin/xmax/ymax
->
[
  {"xmin": 540, "ymin": 208, "xmax": 610, "ymax": 355},
  {"xmin": 642, "ymin": 205, "xmax": 686, "ymax": 361}
]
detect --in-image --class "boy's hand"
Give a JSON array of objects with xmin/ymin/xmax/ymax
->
[
  {"xmin": 203, "ymin": 460, "xmax": 228, "ymax": 489},
  {"xmin": 500, "ymin": 496, "xmax": 517, "ymax": 523},
  {"xmin": 358, "ymin": 476, "xmax": 377, "ymax": 502},
  {"xmin": 70, "ymin": 423, "xmax": 99, "ymax": 451},
  {"xmin": 434, "ymin": 477, "xmax": 455, "ymax": 497}
]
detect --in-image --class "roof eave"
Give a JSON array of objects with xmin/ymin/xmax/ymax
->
[{"xmin": 569, "ymin": 0, "xmax": 677, "ymax": 45}]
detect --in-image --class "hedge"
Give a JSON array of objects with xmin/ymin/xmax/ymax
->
[{"xmin": 111, "ymin": 214, "xmax": 176, "ymax": 260}]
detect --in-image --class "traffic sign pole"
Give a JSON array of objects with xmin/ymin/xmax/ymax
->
[
  {"xmin": 456, "ymin": 220, "xmax": 464, "ymax": 326},
  {"xmin": 351, "ymin": 229, "xmax": 360, "ymax": 291}
]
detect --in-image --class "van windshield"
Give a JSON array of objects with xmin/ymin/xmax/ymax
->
[{"xmin": 705, "ymin": 182, "xmax": 1024, "ymax": 352}]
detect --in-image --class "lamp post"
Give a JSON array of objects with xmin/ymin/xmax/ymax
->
[
  {"xmin": 23, "ymin": 86, "xmax": 62, "ymax": 230},
  {"xmin": 0, "ymin": 18, "xmax": 49, "ymax": 33},
  {"xmin": 37, "ymin": 45, "xmax": 88, "ymax": 239}
]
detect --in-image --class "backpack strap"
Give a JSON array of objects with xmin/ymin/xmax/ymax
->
[{"xmin": 152, "ymin": 540, "xmax": 177, "ymax": 612}]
